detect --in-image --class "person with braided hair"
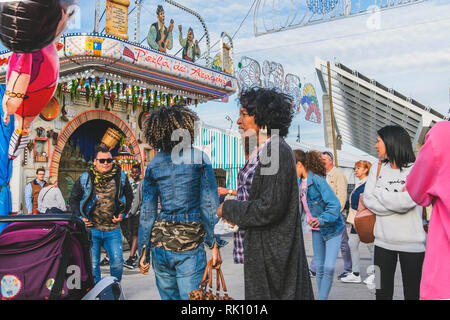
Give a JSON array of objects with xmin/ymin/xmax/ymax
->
[{"xmin": 138, "ymin": 104, "xmax": 226, "ymax": 300}]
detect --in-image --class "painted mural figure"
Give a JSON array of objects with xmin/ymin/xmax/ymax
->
[
  {"xmin": 147, "ymin": 5, "xmax": 174, "ymax": 53},
  {"xmin": 178, "ymin": 25, "xmax": 200, "ymax": 62}
]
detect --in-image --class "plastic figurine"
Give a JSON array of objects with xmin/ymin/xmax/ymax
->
[
  {"xmin": 178, "ymin": 25, "xmax": 200, "ymax": 62},
  {"xmin": 147, "ymin": 5, "xmax": 174, "ymax": 53}
]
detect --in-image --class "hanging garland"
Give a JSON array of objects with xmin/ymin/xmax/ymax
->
[{"xmin": 59, "ymin": 77, "xmax": 195, "ymax": 111}]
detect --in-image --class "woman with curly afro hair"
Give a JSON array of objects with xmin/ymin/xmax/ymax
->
[
  {"xmin": 217, "ymin": 87, "xmax": 314, "ymax": 300},
  {"xmin": 294, "ymin": 149, "xmax": 344, "ymax": 300},
  {"xmin": 138, "ymin": 104, "xmax": 227, "ymax": 300}
]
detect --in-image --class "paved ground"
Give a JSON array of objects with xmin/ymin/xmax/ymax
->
[{"xmin": 102, "ymin": 225, "xmax": 406, "ymax": 300}]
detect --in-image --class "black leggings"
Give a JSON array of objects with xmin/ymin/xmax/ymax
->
[{"xmin": 374, "ymin": 246, "xmax": 424, "ymax": 300}]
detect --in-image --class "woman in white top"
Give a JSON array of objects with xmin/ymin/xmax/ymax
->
[
  {"xmin": 363, "ymin": 125, "xmax": 426, "ymax": 300},
  {"xmin": 37, "ymin": 176, "xmax": 67, "ymax": 214}
]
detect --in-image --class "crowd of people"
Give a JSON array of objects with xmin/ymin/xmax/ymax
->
[{"xmin": 25, "ymin": 87, "xmax": 449, "ymax": 301}]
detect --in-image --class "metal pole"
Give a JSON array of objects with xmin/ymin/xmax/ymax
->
[
  {"xmin": 135, "ymin": 0, "xmax": 142, "ymax": 43},
  {"xmin": 327, "ymin": 61, "xmax": 338, "ymax": 167},
  {"xmin": 94, "ymin": 0, "xmax": 100, "ymax": 33}
]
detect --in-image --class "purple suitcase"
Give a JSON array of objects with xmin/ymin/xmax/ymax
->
[{"xmin": 0, "ymin": 215, "xmax": 94, "ymax": 300}]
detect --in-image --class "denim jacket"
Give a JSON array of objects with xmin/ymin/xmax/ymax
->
[
  {"xmin": 138, "ymin": 148, "xmax": 227, "ymax": 253},
  {"xmin": 300, "ymin": 171, "xmax": 344, "ymax": 241},
  {"xmin": 76, "ymin": 170, "xmax": 131, "ymax": 219}
]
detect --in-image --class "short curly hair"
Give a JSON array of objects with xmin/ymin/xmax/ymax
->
[
  {"xmin": 293, "ymin": 149, "xmax": 326, "ymax": 177},
  {"xmin": 239, "ymin": 87, "xmax": 294, "ymax": 137},
  {"xmin": 144, "ymin": 104, "xmax": 199, "ymax": 152}
]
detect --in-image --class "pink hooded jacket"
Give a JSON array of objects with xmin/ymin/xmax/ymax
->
[{"xmin": 406, "ymin": 121, "xmax": 450, "ymax": 300}]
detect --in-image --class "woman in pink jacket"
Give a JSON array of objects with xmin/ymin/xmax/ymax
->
[{"xmin": 405, "ymin": 121, "xmax": 450, "ymax": 300}]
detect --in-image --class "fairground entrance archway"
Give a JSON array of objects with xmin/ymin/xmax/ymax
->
[{"xmin": 49, "ymin": 110, "xmax": 142, "ymax": 202}]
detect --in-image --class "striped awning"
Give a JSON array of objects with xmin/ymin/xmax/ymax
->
[{"xmin": 194, "ymin": 124, "xmax": 246, "ymax": 190}]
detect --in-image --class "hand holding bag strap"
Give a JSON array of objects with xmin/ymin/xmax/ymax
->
[{"xmin": 207, "ymin": 259, "xmax": 214, "ymax": 290}]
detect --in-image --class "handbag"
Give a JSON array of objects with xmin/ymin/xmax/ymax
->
[
  {"xmin": 346, "ymin": 207, "xmax": 357, "ymax": 225},
  {"xmin": 354, "ymin": 161, "xmax": 382, "ymax": 244},
  {"xmin": 188, "ymin": 259, "xmax": 233, "ymax": 300}
]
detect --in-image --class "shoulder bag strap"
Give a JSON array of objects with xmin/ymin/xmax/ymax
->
[
  {"xmin": 41, "ymin": 187, "xmax": 55, "ymax": 203},
  {"xmin": 376, "ymin": 160, "xmax": 382, "ymax": 179},
  {"xmin": 200, "ymin": 259, "xmax": 213, "ymax": 288},
  {"xmin": 217, "ymin": 267, "xmax": 230, "ymax": 298}
]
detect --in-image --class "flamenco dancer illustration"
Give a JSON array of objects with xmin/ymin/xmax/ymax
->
[{"xmin": 1, "ymin": 0, "xmax": 76, "ymax": 160}]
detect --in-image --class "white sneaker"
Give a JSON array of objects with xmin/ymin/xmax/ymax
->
[
  {"xmin": 340, "ymin": 272, "xmax": 362, "ymax": 283},
  {"xmin": 364, "ymin": 274, "xmax": 375, "ymax": 285}
]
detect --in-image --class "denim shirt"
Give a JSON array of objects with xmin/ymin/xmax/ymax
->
[
  {"xmin": 138, "ymin": 148, "xmax": 227, "ymax": 253},
  {"xmin": 300, "ymin": 171, "xmax": 344, "ymax": 241}
]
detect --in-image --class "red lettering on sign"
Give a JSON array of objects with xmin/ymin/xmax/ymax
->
[{"xmin": 173, "ymin": 62, "xmax": 187, "ymax": 73}]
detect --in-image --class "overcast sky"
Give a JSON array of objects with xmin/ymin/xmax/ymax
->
[{"xmin": 3, "ymin": 0, "xmax": 449, "ymax": 155}]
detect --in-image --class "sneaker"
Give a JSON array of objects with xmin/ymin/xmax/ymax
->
[
  {"xmin": 364, "ymin": 274, "xmax": 376, "ymax": 285},
  {"xmin": 309, "ymin": 269, "xmax": 316, "ymax": 278},
  {"xmin": 337, "ymin": 272, "xmax": 351, "ymax": 280},
  {"xmin": 124, "ymin": 256, "xmax": 137, "ymax": 269},
  {"xmin": 100, "ymin": 257, "xmax": 110, "ymax": 266},
  {"xmin": 340, "ymin": 272, "xmax": 362, "ymax": 283}
]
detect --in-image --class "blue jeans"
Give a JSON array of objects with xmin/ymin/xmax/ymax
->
[
  {"xmin": 310, "ymin": 226, "xmax": 352, "ymax": 273},
  {"xmin": 91, "ymin": 227, "xmax": 124, "ymax": 283},
  {"xmin": 151, "ymin": 244, "xmax": 207, "ymax": 300},
  {"xmin": 312, "ymin": 230, "xmax": 342, "ymax": 300},
  {"xmin": 340, "ymin": 225, "xmax": 352, "ymax": 272}
]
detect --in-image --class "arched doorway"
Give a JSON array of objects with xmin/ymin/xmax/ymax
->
[{"xmin": 49, "ymin": 110, "xmax": 142, "ymax": 201}]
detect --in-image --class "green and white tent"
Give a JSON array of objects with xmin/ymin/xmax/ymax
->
[{"xmin": 194, "ymin": 123, "xmax": 246, "ymax": 190}]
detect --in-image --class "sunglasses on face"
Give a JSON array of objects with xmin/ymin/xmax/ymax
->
[{"xmin": 97, "ymin": 158, "xmax": 113, "ymax": 164}]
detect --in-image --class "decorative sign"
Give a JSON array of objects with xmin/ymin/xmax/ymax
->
[
  {"xmin": 59, "ymin": 34, "xmax": 236, "ymax": 92},
  {"xmin": 302, "ymin": 83, "xmax": 321, "ymax": 124},
  {"xmin": 237, "ymin": 56, "xmax": 321, "ymax": 124},
  {"xmin": 85, "ymin": 36, "xmax": 105, "ymax": 56},
  {"xmin": 105, "ymin": 0, "xmax": 130, "ymax": 40},
  {"xmin": 254, "ymin": 0, "xmax": 428, "ymax": 36},
  {"xmin": 212, "ymin": 33, "xmax": 234, "ymax": 76}
]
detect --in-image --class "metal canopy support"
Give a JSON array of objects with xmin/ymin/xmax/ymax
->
[
  {"xmin": 327, "ymin": 61, "xmax": 338, "ymax": 167},
  {"xmin": 315, "ymin": 57, "xmax": 445, "ymax": 157}
]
